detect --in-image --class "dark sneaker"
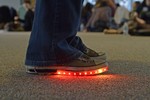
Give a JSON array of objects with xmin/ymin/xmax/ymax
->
[{"xmin": 26, "ymin": 54, "xmax": 107, "ymax": 74}]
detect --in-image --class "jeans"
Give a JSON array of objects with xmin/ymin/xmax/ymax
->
[{"xmin": 25, "ymin": 0, "xmax": 86, "ymax": 66}]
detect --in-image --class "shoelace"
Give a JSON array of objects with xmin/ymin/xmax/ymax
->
[{"xmin": 78, "ymin": 55, "xmax": 94, "ymax": 63}]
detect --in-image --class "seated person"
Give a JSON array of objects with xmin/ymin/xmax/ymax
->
[
  {"xmin": 24, "ymin": 8, "xmax": 34, "ymax": 31},
  {"xmin": 132, "ymin": 1, "xmax": 141, "ymax": 11},
  {"xmin": 105, "ymin": 0, "xmax": 116, "ymax": 16},
  {"xmin": 18, "ymin": 0, "xmax": 34, "ymax": 31},
  {"xmin": 18, "ymin": 0, "xmax": 31, "ymax": 22},
  {"xmin": 135, "ymin": 0, "xmax": 150, "ymax": 29},
  {"xmin": 84, "ymin": 0, "xmax": 115, "ymax": 32},
  {"xmin": 81, "ymin": 2, "xmax": 93, "ymax": 30},
  {"xmin": 128, "ymin": 0, "xmax": 150, "ymax": 35},
  {"xmin": 0, "ymin": 6, "xmax": 17, "ymax": 29}
]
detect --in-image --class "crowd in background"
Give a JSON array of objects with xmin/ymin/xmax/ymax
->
[
  {"xmin": 0, "ymin": 0, "xmax": 150, "ymax": 35},
  {"xmin": 0, "ymin": 0, "xmax": 34, "ymax": 31},
  {"xmin": 81, "ymin": 0, "xmax": 150, "ymax": 35}
]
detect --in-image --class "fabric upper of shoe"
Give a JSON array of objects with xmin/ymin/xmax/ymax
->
[
  {"xmin": 83, "ymin": 47, "xmax": 105, "ymax": 57},
  {"xmin": 63, "ymin": 54, "xmax": 106, "ymax": 67}
]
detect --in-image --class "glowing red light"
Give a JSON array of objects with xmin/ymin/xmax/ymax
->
[
  {"xmin": 55, "ymin": 66, "xmax": 108, "ymax": 76},
  {"xmin": 98, "ymin": 69, "xmax": 103, "ymax": 73},
  {"xmin": 95, "ymin": 71, "xmax": 97, "ymax": 74}
]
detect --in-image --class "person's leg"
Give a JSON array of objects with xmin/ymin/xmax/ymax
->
[
  {"xmin": 25, "ymin": 0, "xmax": 107, "ymax": 73},
  {"xmin": 63, "ymin": 0, "xmax": 102, "ymax": 57},
  {"xmin": 25, "ymin": 0, "xmax": 84, "ymax": 66}
]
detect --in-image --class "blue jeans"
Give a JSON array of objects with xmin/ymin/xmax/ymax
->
[{"xmin": 25, "ymin": 0, "xmax": 86, "ymax": 66}]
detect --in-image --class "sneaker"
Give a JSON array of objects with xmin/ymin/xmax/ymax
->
[{"xmin": 26, "ymin": 54, "xmax": 107, "ymax": 74}]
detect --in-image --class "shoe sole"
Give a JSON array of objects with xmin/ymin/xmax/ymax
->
[
  {"xmin": 56, "ymin": 66, "xmax": 108, "ymax": 76},
  {"xmin": 26, "ymin": 62, "xmax": 108, "ymax": 75}
]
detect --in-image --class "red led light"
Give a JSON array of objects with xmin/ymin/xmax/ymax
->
[
  {"xmin": 98, "ymin": 69, "xmax": 103, "ymax": 73},
  {"xmin": 55, "ymin": 66, "xmax": 108, "ymax": 76}
]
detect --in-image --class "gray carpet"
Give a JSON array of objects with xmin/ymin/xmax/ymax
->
[{"xmin": 0, "ymin": 32, "xmax": 150, "ymax": 100}]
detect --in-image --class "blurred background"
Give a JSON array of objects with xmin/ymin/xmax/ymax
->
[{"xmin": 1, "ymin": 0, "xmax": 150, "ymax": 36}]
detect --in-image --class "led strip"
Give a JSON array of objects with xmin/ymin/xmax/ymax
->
[{"xmin": 55, "ymin": 66, "xmax": 108, "ymax": 76}]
